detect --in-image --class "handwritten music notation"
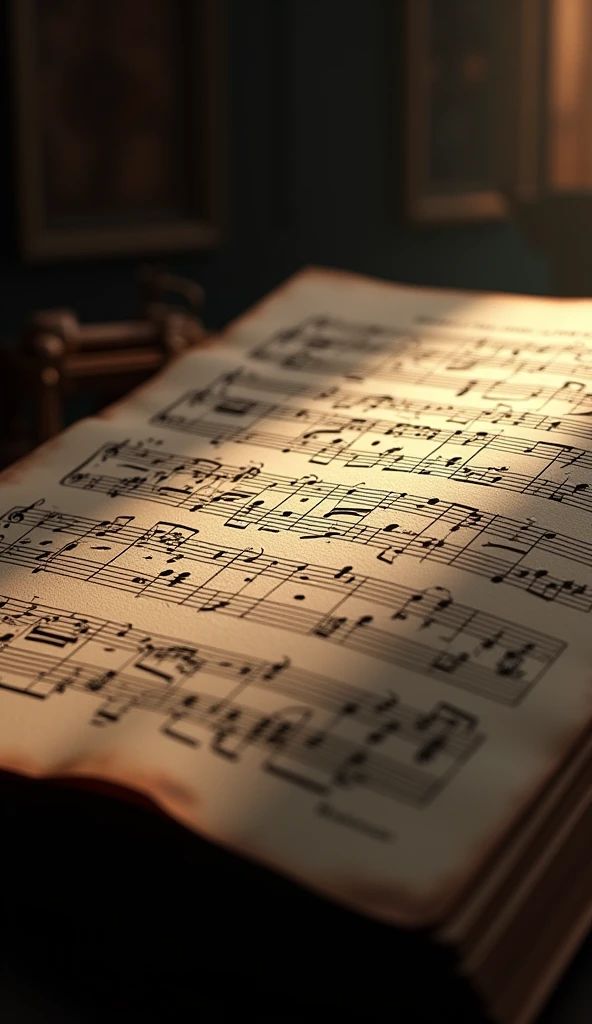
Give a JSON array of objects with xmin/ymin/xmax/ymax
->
[
  {"xmin": 150, "ymin": 387, "xmax": 592, "ymax": 514},
  {"xmin": 0, "ymin": 501, "xmax": 565, "ymax": 704},
  {"xmin": 183, "ymin": 368, "xmax": 592, "ymax": 442},
  {"xmin": 249, "ymin": 315, "xmax": 592, "ymax": 403},
  {"xmin": 0, "ymin": 594, "xmax": 484, "ymax": 808},
  {"xmin": 62, "ymin": 442, "xmax": 592, "ymax": 614}
]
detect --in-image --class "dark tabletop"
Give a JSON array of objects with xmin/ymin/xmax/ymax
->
[
  {"xmin": 0, "ymin": 934, "xmax": 590, "ymax": 1023},
  {"xmin": 1, "ymin": 775, "xmax": 589, "ymax": 1024}
]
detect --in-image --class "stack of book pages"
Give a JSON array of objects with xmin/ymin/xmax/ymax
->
[{"xmin": 0, "ymin": 269, "xmax": 591, "ymax": 1022}]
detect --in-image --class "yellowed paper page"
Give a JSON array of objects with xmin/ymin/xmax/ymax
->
[{"xmin": 0, "ymin": 269, "xmax": 591, "ymax": 926}]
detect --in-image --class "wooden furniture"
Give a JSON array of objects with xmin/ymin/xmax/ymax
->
[{"xmin": 1, "ymin": 267, "xmax": 207, "ymax": 468}]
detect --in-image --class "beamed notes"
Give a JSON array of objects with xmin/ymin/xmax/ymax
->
[
  {"xmin": 62, "ymin": 441, "xmax": 592, "ymax": 613},
  {"xmin": 0, "ymin": 594, "xmax": 482, "ymax": 809},
  {"xmin": 1, "ymin": 269, "xmax": 592, "ymax": 921},
  {"xmin": 0, "ymin": 499, "xmax": 564, "ymax": 703}
]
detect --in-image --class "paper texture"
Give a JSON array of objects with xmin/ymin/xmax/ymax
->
[{"xmin": 1, "ymin": 268, "xmax": 591, "ymax": 925}]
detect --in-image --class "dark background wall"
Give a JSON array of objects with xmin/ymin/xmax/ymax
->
[{"xmin": 0, "ymin": 0, "xmax": 549, "ymax": 344}]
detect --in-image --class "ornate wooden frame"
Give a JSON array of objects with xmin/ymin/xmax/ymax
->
[{"xmin": 10, "ymin": 0, "xmax": 226, "ymax": 261}]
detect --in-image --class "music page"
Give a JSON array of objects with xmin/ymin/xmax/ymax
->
[{"xmin": 1, "ymin": 268, "xmax": 591, "ymax": 926}]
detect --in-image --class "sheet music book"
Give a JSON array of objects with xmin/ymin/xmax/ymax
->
[{"xmin": 1, "ymin": 268, "xmax": 592, "ymax": 1022}]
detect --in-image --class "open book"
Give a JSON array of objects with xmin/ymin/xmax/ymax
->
[{"xmin": 1, "ymin": 269, "xmax": 591, "ymax": 1022}]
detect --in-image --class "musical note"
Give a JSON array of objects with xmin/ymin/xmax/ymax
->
[
  {"xmin": 0, "ymin": 592, "xmax": 484, "ymax": 808},
  {"xmin": 62, "ymin": 445, "xmax": 592, "ymax": 615},
  {"xmin": 141, "ymin": 386, "xmax": 592, "ymax": 508},
  {"xmin": 0, "ymin": 501, "xmax": 565, "ymax": 705},
  {"xmin": 159, "ymin": 367, "xmax": 592, "ymax": 441},
  {"xmin": 244, "ymin": 318, "xmax": 592, "ymax": 429},
  {"xmin": 26, "ymin": 617, "xmax": 89, "ymax": 648}
]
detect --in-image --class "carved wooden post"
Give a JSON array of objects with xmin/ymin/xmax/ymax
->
[
  {"xmin": 23, "ymin": 310, "xmax": 78, "ymax": 443},
  {"xmin": 15, "ymin": 268, "xmax": 207, "ymax": 451}
]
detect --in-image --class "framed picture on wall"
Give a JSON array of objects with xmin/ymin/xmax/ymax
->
[
  {"xmin": 405, "ymin": 0, "xmax": 508, "ymax": 224},
  {"xmin": 10, "ymin": 0, "xmax": 226, "ymax": 261}
]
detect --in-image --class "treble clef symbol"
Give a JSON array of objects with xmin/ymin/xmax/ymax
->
[{"xmin": 6, "ymin": 498, "xmax": 45, "ymax": 525}]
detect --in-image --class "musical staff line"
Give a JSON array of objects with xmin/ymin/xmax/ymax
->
[
  {"xmin": 62, "ymin": 442, "xmax": 592, "ymax": 613},
  {"xmin": 150, "ymin": 389, "xmax": 592, "ymax": 514},
  {"xmin": 252, "ymin": 315, "xmax": 592, "ymax": 372},
  {"xmin": 186, "ymin": 367, "xmax": 592, "ymax": 442},
  {"xmin": 250, "ymin": 316, "xmax": 592, "ymax": 401},
  {"xmin": 0, "ymin": 501, "xmax": 565, "ymax": 704},
  {"xmin": 0, "ymin": 594, "xmax": 484, "ymax": 808}
]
